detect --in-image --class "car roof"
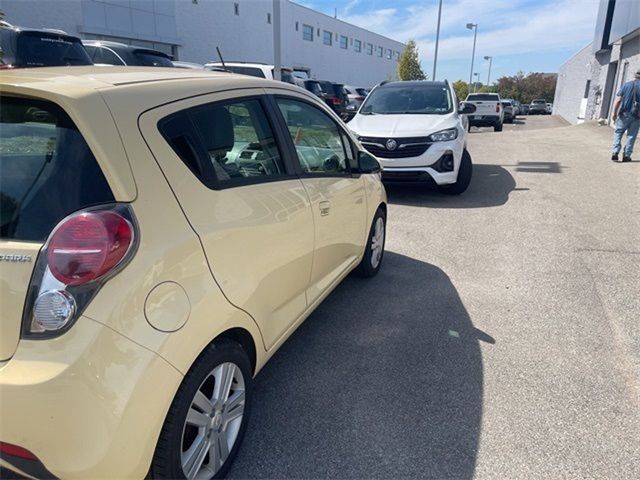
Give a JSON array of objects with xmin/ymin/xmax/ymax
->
[
  {"xmin": 0, "ymin": 66, "xmax": 315, "ymax": 105},
  {"xmin": 381, "ymin": 80, "xmax": 449, "ymax": 88}
]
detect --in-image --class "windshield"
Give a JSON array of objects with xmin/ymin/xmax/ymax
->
[
  {"xmin": 15, "ymin": 32, "xmax": 92, "ymax": 67},
  {"xmin": 467, "ymin": 94, "xmax": 499, "ymax": 101},
  {"xmin": 132, "ymin": 50, "xmax": 174, "ymax": 67},
  {"xmin": 361, "ymin": 84, "xmax": 453, "ymax": 115}
]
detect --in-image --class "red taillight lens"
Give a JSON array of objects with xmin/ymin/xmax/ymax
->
[
  {"xmin": 331, "ymin": 96, "xmax": 341, "ymax": 105},
  {"xmin": 47, "ymin": 211, "xmax": 133, "ymax": 286},
  {"xmin": 0, "ymin": 442, "xmax": 37, "ymax": 460},
  {"xmin": 496, "ymin": 103, "xmax": 500, "ymax": 112}
]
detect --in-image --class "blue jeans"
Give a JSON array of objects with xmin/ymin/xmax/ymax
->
[{"xmin": 612, "ymin": 112, "xmax": 640, "ymax": 157}]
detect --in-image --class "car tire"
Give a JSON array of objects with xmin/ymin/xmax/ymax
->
[
  {"xmin": 354, "ymin": 208, "xmax": 386, "ymax": 278},
  {"xmin": 494, "ymin": 122, "xmax": 503, "ymax": 132},
  {"xmin": 150, "ymin": 339, "xmax": 252, "ymax": 480},
  {"xmin": 438, "ymin": 149, "xmax": 472, "ymax": 195}
]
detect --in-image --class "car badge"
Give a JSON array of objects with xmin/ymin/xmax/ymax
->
[{"xmin": 386, "ymin": 139, "xmax": 397, "ymax": 151}]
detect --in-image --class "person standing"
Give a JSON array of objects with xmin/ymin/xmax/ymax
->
[{"xmin": 611, "ymin": 69, "xmax": 640, "ymax": 162}]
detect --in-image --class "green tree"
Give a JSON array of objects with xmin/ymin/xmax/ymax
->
[
  {"xmin": 494, "ymin": 72, "xmax": 557, "ymax": 103},
  {"xmin": 397, "ymin": 40, "xmax": 427, "ymax": 81},
  {"xmin": 452, "ymin": 80, "xmax": 469, "ymax": 101}
]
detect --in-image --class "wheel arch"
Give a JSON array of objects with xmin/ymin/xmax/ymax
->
[{"xmin": 215, "ymin": 327, "xmax": 258, "ymax": 376}]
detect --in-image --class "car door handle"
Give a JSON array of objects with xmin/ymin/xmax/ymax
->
[{"xmin": 319, "ymin": 201, "xmax": 330, "ymax": 216}]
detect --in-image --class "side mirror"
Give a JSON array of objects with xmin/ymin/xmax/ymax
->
[
  {"xmin": 357, "ymin": 150, "xmax": 382, "ymax": 174},
  {"xmin": 458, "ymin": 102, "xmax": 477, "ymax": 115}
]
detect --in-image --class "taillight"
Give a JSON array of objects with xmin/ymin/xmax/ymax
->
[
  {"xmin": 22, "ymin": 205, "xmax": 137, "ymax": 337},
  {"xmin": 48, "ymin": 211, "xmax": 133, "ymax": 286},
  {"xmin": 0, "ymin": 442, "xmax": 38, "ymax": 460},
  {"xmin": 496, "ymin": 103, "xmax": 500, "ymax": 113},
  {"xmin": 331, "ymin": 96, "xmax": 342, "ymax": 105}
]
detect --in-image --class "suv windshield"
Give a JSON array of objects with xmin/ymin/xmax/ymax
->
[
  {"xmin": 9, "ymin": 31, "xmax": 92, "ymax": 67},
  {"xmin": 466, "ymin": 94, "xmax": 499, "ymax": 101},
  {"xmin": 0, "ymin": 96, "xmax": 113, "ymax": 241},
  {"xmin": 361, "ymin": 84, "xmax": 453, "ymax": 115},
  {"xmin": 132, "ymin": 50, "xmax": 173, "ymax": 67}
]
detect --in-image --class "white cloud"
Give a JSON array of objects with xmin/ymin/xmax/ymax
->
[{"xmin": 339, "ymin": 0, "xmax": 599, "ymax": 62}]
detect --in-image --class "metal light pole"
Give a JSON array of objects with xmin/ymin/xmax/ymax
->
[
  {"xmin": 473, "ymin": 72, "xmax": 479, "ymax": 92},
  {"xmin": 432, "ymin": 0, "xmax": 443, "ymax": 80},
  {"xmin": 466, "ymin": 23, "xmax": 478, "ymax": 87},
  {"xmin": 484, "ymin": 55, "xmax": 492, "ymax": 86},
  {"xmin": 273, "ymin": 0, "xmax": 281, "ymax": 81}
]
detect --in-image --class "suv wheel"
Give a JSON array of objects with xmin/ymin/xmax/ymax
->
[
  {"xmin": 151, "ymin": 340, "xmax": 252, "ymax": 479},
  {"xmin": 438, "ymin": 150, "xmax": 473, "ymax": 195},
  {"xmin": 354, "ymin": 208, "xmax": 386, "ymax": 278}
]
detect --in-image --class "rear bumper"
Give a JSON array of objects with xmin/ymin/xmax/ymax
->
[
  {"xmin": 468, "ymin": 115, "xmax": 500, "ymax": 126},
  {"xmin": 0, "ymin": 316, "xmax": 182, "ymax": 479}
]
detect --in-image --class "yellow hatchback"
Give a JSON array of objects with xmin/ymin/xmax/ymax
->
[{"xmin": 0, "ymin": 67, "xmax": 386, "ymax": 479}]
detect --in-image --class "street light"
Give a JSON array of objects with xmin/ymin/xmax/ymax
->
[
  {"xmin": 466, "ymin": 22, "xmax": 478, "ymax": 88},
  {"xmin": 484, "ymin": 55, "xmax": 493, "ymax": 86},
  {"xmin": 473, "ymin": 72, "xmax": 480, "ymax": 93},
  {"xmin": 432, "ymin": 0, "xmax": 443, "ymax": 80}
]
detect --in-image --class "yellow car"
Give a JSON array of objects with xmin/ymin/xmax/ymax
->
[{"xmin": 0, "ymin": 67, "xmax": 386, "ymax": 479}]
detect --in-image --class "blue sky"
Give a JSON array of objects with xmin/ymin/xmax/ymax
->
[{"xmin": 299, "ymin": 0, "xmax": 601, "ymax": 83}]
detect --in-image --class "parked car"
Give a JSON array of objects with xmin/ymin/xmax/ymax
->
[
  {"xmin": 83, "ymin": 40, "xmax": 174, "ymax": 67},
  {"xmin": 0, "ymin": 23, "xmax": 92, "ymax": 68},
  {"xmin": 173, "ymin": 61, "xmax": 205, "ymax": 69},
  {"xmin": 317, "ymin": 80, "xmax": 349, "ymax": 117},
  {"xmin": 349, "ymin": 80, "xmax": 476, "ymax": 195},
  {"xmin": 343, "ymin": 84, "xmax": 367, "ymax": 107},
  {"xmin": 509, "ymin": 99, "xmax": 521, "ymax": 116},
  {"xmin": 302, "ymin": 79, "xmax": 324, "ymax": 98},
  {"xmin": 465, "ymin": 92, "xmax": 503, "ymax": 131},
  {"xmin": 0, "ymin": 66, "xmax": 386, "ymax": 480},
  {"xmin": 529, "ymin": 99, "xmax": 548, "ymax": 115},
  {"xmin": 204, "ymin": 61, "xmax": 296, "ymax": 84},
  {"xmin": 521, "ymin": 104, "xmax": 530, "ymax": 115},
  {"xmin": 501, "ymin": 100, "xmax": 514, "ymax": 123}
]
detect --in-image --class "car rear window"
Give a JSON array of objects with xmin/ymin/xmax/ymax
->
[
  {"xmin": 227, "ymin": 66, "xmax": 266, "ymax": 78},
  {"xmin": 132, "ymin": 50, "xmax": 174, "ymax": 67},
  {"xmin": 467, "ymin": 94, "xmax": 499, "ymax": 101},
  {"xmin": 0, "ymin": 96, "xmax": 114, "ymax": 241},
  {"xmin": 14, "ymin": 32, "xmax": 92, "ymax": 67}
]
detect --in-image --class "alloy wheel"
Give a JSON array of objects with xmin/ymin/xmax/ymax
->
[{"xmin": 370, "ymin": 217, "xmax": 385, "ymax": 268}]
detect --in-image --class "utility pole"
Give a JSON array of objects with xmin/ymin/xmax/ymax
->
[
  {"xmin": 432, "ymin": 0, "xmax": 443, "ymax": 80},
  {"xmin": 466, "ymin": 23, "xmax": 478, "ymax": 87},
  {"xmin": 273, "ymin": 0, "xmax": 281, "ymax": 81},
  {"xmin": 484, "ymin": 55, "xmax": 493, "ymax": 86}
]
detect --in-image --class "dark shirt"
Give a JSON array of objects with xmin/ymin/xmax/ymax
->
[{"xmin": 616, "ymin": 80, "xmax": 640, "ymax": 113}]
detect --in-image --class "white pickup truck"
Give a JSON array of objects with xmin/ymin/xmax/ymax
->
[{"xmin": 465, "ymin": 93, "xmax": 504, "ymax": 131}]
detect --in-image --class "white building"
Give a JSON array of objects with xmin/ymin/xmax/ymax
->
[{"xmin": 0, "ymin": 0, "xmax": 405, "ymax": 87}]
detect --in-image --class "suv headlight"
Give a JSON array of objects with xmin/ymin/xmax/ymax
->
[{"xmin": 428, "ymin": 128, "xmax": 458, "ymax": 142}]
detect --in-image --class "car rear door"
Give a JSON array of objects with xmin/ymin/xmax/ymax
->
[
  {"xmin": 139, "ymin": 90, "xmax": 314, "ymax": 350},
  {"xmin": 269, "ymin": 91, "xmax": 367, "ymax": 304}
]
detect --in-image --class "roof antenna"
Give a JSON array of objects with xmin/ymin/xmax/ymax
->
[{"xmin": 216, "ymin": 46, "xmax": 227, "ymax": 71}]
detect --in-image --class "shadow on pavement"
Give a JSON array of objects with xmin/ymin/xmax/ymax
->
[
  {"xmin": 229, "ymin": 252, "xmax": 489, "ymax": 479},
  {"xmin": 386, "ymin": 164, "xmax": 516, "ymax": 209}
]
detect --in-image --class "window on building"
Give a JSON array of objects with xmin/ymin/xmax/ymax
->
[
  {"xmin": 340, "ymin": 35, "xmax": 348, "ymax": 49},
  {"xmin": 354, "ymin": 39, "xmax": 362, "ymax": 52},
  {"xmin": 323, "ymin": 30, "xmax": 332, "ymax": 46},
  {"xmin": 295, "ymin": 21, "xmax": 299, "ymax": 31},
  {"xmin": 366, "ymin": 43, "xmax": 373, "ymax": 55},
  {"xmin": 302, "ymin": 24, "xmax": 313, "ymax": 41},
  {"xmin": 386, "ymin": 48, "xmax": 392, "ymax": 59},
  {"xmin": 267, "ymin": 13, "xmax": 271, "ymax": 24},
  {"xmin": 234, "ymin": 3, "xmax": 239, "ymax": 15},
  {"xmin": 583, "ymin": 80, "xmax": 591, "ymax": 98},
  {"xmin": 377, "ymin": 46, "xmax": 383, "ymax": 57}
]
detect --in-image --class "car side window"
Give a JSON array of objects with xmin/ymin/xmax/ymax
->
[
  {"xmin": 159, "ymin": 98, "xmax": 287, "ymax": 188},
  {"xmin": 275, "ymin": 98, "xmax": 351, "ymax": 175}
]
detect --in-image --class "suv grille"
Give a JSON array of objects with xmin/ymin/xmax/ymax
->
[{"xmin": 359, "ymin": 136, "xmax": 431, "ymax": 159}]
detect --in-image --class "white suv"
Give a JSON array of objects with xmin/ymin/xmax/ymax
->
[
  {"xmin": 204, "ymin": 61, "xmax": 296, "ymax": 84},
  {"xmin": 348, "ymin": 80, "xmax": 476, "ymax": 194}
]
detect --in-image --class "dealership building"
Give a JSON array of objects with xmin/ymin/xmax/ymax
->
[
  {"xmin": 1, "ymin": 0, "xmax": 405, "ymax": 87},
  {"xmin": 553, "ymin": 0, "xmax": 640, "ymax": 124}
]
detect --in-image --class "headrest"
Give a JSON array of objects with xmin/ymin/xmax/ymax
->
[{"xmin": 193, "ymin": 106, "xmax": 234, "ymax": 156}]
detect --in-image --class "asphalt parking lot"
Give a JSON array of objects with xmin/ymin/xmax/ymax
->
[{"xmin": 228, "ymin": 116, "xmax": 640, "ymax": 479}]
